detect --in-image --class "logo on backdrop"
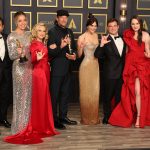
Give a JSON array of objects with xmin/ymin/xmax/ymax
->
[{"xmin": 94, "ymin": 0, "xmax": 102, "ymax": 4}]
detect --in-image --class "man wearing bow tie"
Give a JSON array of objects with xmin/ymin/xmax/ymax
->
[
  {"xmin": 94, "ymin": 18, "xmax": 126, "ymax": 124},
  {"xmin": 0, "ymin": 17, "xmax": 12, "ymax": 128}
]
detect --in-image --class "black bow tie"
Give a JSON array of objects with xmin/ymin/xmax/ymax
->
[
  {"xmin": 0, "ymin": 37, "xmax": 2, "ymax": 39},
  {"xmin": 114, "ymin": 36, "xmax": 120, "ymax": 40}
]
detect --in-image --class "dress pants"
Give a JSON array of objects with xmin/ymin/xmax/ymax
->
[{"xmin": 50, "ymin": 73, "xmax": 71, "ymax": 121}]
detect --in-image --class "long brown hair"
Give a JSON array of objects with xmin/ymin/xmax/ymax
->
[{"xmin": 130, "ymin": 16, "xmax": 145, "ymax": 45}]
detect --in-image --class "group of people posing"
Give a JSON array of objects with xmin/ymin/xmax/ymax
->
[{"xmin": 0, "ymin": 9, "xmax": 150, "ymax": 144}]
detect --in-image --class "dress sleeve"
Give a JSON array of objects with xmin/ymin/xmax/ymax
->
[
  {"xmin": 123, "ymin": 29, "xmax": 134, "ymax": 46},
  {"xmin": 30, "ymin": 42, "xmax": 40, "ymax": 64},
  {"xmin": 7, "ymin": 34, "xmax": 20, "ymax": 61}
]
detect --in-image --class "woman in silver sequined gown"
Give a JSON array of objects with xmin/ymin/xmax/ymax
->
[{"xmin": 7, "ymin": 11, "xmax": 32, "ymax": 134}]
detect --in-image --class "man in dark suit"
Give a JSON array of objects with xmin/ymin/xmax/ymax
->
[
  {"xmin": 94, "ymin": 18, "xmax": 126, "ymax": 124},
  {"xmin": 47, "ymin": 10, "xmax": 77, "ymax": 129},
  {"xmin": 0, "ymin": 17, "xmax": 12, "ymax": 128}
]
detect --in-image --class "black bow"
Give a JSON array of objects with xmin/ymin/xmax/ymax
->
[
  {"xmin": 114, "ymin": 36, "xmax": 120, "ymax": 40},
  {"xmin": 0, "ymin": 37, "xmax": 2, "ymax": 39}
]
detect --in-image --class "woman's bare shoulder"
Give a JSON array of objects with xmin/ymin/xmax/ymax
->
[
  {"xmin": 142, "ymin": 31, "xmax": 150, "ymax": 37},
  {"xmin": 78, "ymin": 33, "xmax": 86, "ymax": 41}
]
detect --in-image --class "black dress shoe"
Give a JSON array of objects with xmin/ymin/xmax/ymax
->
[
  {"xmin": 102, "ymin": 117, "xmax": 108, "ymax": 124},
  {"xmin": 54, "ymin": 121, "xmax": 66, "ymax": 130},
  {"xmin": 60, "ymin": 117, "xmax": 77, "ymax": 125},
  {"xmin": 0, "ymin": 120, "xmax": 11, "ymax": 128}
]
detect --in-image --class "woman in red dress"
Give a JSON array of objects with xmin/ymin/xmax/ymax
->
[
  {"xmin": 109, "ymin": 16, "xmax": 150, "ymax": 128},
  {"xmin": 4, "ymin": 23, "xmax": 59, "ymax": 144}
]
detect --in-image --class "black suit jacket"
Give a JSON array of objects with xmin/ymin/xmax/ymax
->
[
  {"xmin": 0, "ymin": 33, "xmax": 12, "ymax": 81},
  {"xmin": 94, "ymin": 35, "xmax": 126, "ymax": 79},
  {"xmin": 47, "ymin": 25, "xmax": 77, "ymax": 76}
]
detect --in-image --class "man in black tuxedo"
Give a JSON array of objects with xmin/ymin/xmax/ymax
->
[
  {"xmin": 0, "ymin": 17, "xmax": 12, "ymax": 128},
  {"xmin": 94, "ymin": 18, "xmax": 126, "ymax": 124},
  {"xmin": 47, "ymin": 10, "xmax": 77, "ymax": 129}
]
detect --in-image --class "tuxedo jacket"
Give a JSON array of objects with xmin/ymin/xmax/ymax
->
[
  {"xmin": 0, "ymin": 33, "xmax": 12, "ymax": 81},
  {"xmin": 94, "ymin": 35, "xmax": 126, "ymax": 79}
]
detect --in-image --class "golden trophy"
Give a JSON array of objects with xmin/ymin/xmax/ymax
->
[
  {"xmin": 67, "ymin": 34, "xmax": 73, "ymax": 55},
  {"xmin": 16, "ymin": 39, "xmax": 28, "ymax": 63}
]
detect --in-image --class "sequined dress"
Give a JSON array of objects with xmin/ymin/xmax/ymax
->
[
  {"xmin": 7, "ymin": 31, "xmax": 32, "ymax": 134},
  {"xmin": 79, "ymin": 43, "xmax": 100, "ymax": 125},
  {"xmin": 4, "ymin": 40, "xmax": 59, "ymax": 144}
]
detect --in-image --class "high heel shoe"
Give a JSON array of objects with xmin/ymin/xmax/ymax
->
[{"xmin": 135, "ymin": 116, "xmax": 140, "ymax": 128}]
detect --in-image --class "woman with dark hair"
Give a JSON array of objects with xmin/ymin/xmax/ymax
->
[
  {"xmin": 109, "ymin": 16, "xmax": 150, "ymax": 128},
  {"xmin": 7, "ymin": 11, "xmax": 32, "ymax": 134},
  {"xmin": 77, "ymin": 13, "xmax": 100, "ymax": 125}
]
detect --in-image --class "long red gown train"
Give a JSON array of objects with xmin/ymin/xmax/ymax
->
[
  {"xmin": 4, "ymin": 40, "xmax": 59, "ymax": 144},
  {"xmin": 109, "ymin": 29, "xmax": 150, "ymax": 128}
]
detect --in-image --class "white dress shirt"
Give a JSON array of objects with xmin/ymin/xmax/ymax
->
[
  {"xmin": 110, "ymin": 34, "xmax": 124, "ymax": 56},
  {"xmin": 0, "ymin": 34, "xmax": 5, "ymax": 61}
]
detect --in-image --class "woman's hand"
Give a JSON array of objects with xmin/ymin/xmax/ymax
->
[
  {"xmin": 17, "ymin": 44, "xmax": 23, "ymax": 55},
  {"xmin": 49, "ymin": 43, "xmax": 57, "ymax": 49},
  {"xmin": 144, "ymin": 51, "xmax": 150, "ymax": 58},
  {"xmin": 36, "ymin": 51, "xmax": 45, "ymax": 61},
  {"xmin": 17, "ymin": 47, "xmax": 23, "ymax": 55}
]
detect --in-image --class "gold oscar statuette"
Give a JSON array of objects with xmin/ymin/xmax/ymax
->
[{"xmin": 16, "ymin": 39, "xmax": 28, "ymax": 63}]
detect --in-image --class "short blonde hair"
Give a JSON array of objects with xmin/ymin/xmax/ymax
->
[{"xmin": 31, "ymin": 22, "xmax": 48, "ymax": 45}]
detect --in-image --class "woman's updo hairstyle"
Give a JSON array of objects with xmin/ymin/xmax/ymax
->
[{"xmin": 86, "ymin": 13, "xmax": 98, "ymax": 27}]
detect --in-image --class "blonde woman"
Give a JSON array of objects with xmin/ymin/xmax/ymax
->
[
  {"xmin": 7, "ymin": 11, "xmax": 32, "ymax": 134},
  {"xmin": 4, "ymin": 23, "xmax": 59, "ymax": 144}
]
